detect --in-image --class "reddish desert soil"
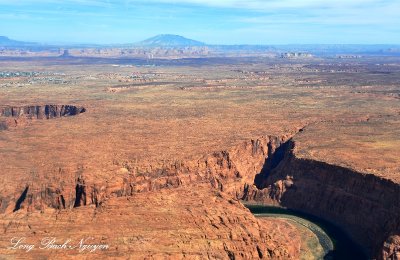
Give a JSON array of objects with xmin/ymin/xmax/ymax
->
[{"xmin": 0, "ymin": 56, "xmax": 399, "ymax": 259}]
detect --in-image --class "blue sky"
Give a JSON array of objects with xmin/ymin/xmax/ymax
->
[{"xmin": 0, "ymin": 0, "xmax": 399, "ymax": 44}]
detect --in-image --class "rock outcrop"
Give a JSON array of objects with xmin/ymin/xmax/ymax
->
[
  {"xmin": 0, "ymin": 134, "xmax": 288, "ymax": 213},
  {"xmin": 0, "ymin": 105, "xmax": 86, "ymax": 130},
  {"xmin": 243, "ymin": 139, "xmax": 400, "ymax": 259},
  {"xmin": 0, "ymin": 187, "xmax": 303, "ymax": 259},
  {"xmin": 382, "ymin": 235, "xmax": 400, "ymax": 259},
  {"xmin": 0, "ymin": 105, "xmax": 86, "ymax": 119},
  {"xmin": 1, "ymin": 128, "xmax": 399, "ymax": 259}
]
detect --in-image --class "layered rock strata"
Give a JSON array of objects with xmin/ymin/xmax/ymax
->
[
  {"xmin": 0, "ymin": 105, "xmax": 86, "ymax": 119},
  {"xmin": 2, "ymin": 126, "xmax": 399, "ymax": 259},
  {"xmin": 242, "ymin": 139, "xmax": 400, "ymax": 259}
]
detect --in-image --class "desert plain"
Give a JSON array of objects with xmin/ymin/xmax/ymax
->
[{"xmin": 0, "ymin": 53, "xmax": 399, "ymax": 259}]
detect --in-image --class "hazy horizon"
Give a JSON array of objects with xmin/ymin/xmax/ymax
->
[
  {"xmin": 3, "ymin": 34, "xmax": 400, "ymax": 46},
  {"xmin": 1, "ymin": 0, "xmax": 400, "ymax": 45}
]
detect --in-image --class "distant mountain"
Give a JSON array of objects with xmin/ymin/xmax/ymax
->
[
  {"xmin": 0, "ymin": 36, "xmax": 37, "ymax": 47},
  {"xmin": 137, "ymin": 34, "xmax": 205, "ymax": 47}
]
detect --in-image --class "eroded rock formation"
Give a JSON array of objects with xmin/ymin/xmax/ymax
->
[
  {"xmin": 0, "ymin": 105, "xmax": 86, "ymax": 119},
  {"xmin": 0, "ymin": 134, "xmax": 288, "ymax": 213},
  {"xmin": 0, "ymin": 187, "xmax": 304, "ymax": 259},
  {"xmin": 242, "ymin": 138, "xmax": 400, "ymax": 259},
  {"xmin": 382, "ymin": 235, "xmax": 400, "ymax": 259},
  {"xmin": 0, "ymin": 104, "xmax": 86, "ymax": 129},
  {"xmin": 1, "ymin": 125, "xmax": 399, "ymax": 259}
]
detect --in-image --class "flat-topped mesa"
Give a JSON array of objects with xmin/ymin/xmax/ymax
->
[{"xmin": 0, "ymin": 105, "xmax": 86, "ymax": 119}]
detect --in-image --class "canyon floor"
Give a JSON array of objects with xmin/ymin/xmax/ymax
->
[{"xmin": 0, "ymin": 56, "xmax": 399, "ymax": 259}]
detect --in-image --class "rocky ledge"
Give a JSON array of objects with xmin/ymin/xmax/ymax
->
[
  {"xmin": 0, "ymin": 104, "xmax": 86, "ymax": 129},
  {"xmin": 0, "ymin": 105, "xmax": 86, "ymax": 119},
  {"xmin": 1, "ymin": 124, "xmax": 399, "ymax": 259},
  {"xmin": 242, "ymin": 138, "xmax": 400, "ymax": 259}
]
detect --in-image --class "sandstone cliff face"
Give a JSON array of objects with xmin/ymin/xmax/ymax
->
[
  {"xmin": 0, "ymin": 133, "xmax": 307, "ymax": 259},
  {"xmin": 0, "ymin": 104, "xmax": 86, "ymax": 130},
  {"xmin": 382, "ymin": 235, "xmax": 400, "ymax": 259},
  {"xmin": 0, "ymin": 105, "xmax": 86, "ymax": 120},
  {"xmin": 244, "ymin": 139, "xmax": 400, "ymax": 259},
  {"xmin": 0, "ymin": 132, "xmax": 298, "ymax": 218},
  {"xmin": 3, "ymin": 130, "xmax": 399, "ymax": 259},
  {"xmin": 0, "ymin": 187, "xmax": 302, "ymax": 259},
  {"xmin": 0, "ymin": 135, "xmax": 280, "ymax": 213}
]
